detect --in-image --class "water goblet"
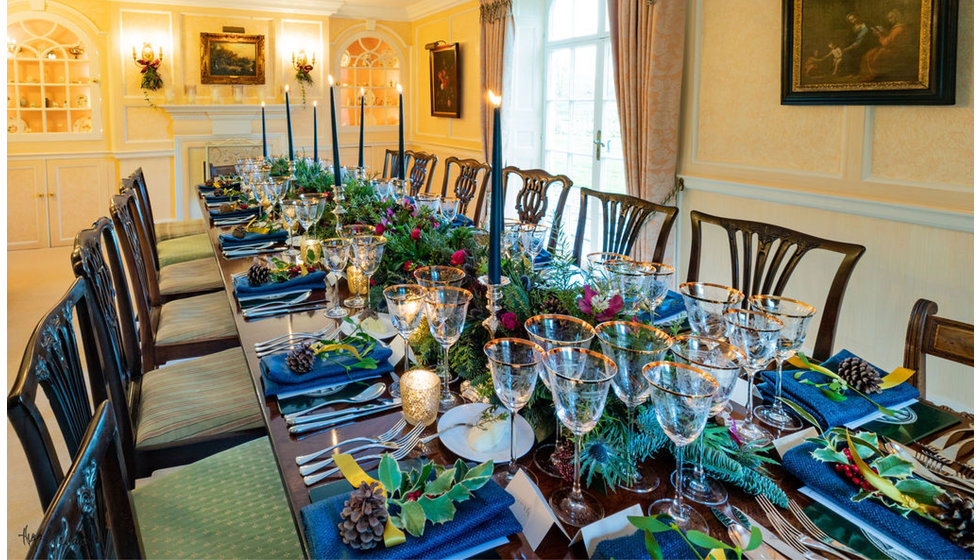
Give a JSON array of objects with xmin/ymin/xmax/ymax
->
[
  {"xmin": 280, "ymin": 200, "xmax": 301, "ymax": 259},
  {"xmin": 594, "ymin": 321, "xmax": 672, "ymax": 493},
  {"xmin": 320, "ymin": 238, "xmax": 350, "ymax": 319},
  {"xmin": 671, "ymin": 335, "xmax": 746, "ymax": 505},
  {"xmin": 415, "ymin": 194, "xmax": 441, "ymax": 217},
  {"xmin": 748, "ymin": 295, "xmax": 816, "ymax": 431},
  {"xmin": 439, "ymin": 196, "xmax": 460, "ymax": 225},
  {"xmin": 350, "ymin": 235, "xmax": 387, "ymax": 310},
  {"xmin": 261, "ymin": 176, "xmax": 289, "ymax": 219},
  {"xmin": 524, "ymin": 314, "xmax": 596, "ymax": 478},
  {"xmin": 723, "ymin": 309, "xmax": 783, "ymax": 447},
  {"xmin": 383, "ymin": 284, "xmax": 426, "ymax": 397},
  {"xmin": 585, "ymin": 252, "xmax": 630, "ymax": 285},
  {"xmin": 544, "ymin": 347, "xmax": 617, "ymax": 527},
  {"xmin": 606, "ymin": 260, "xmax": 649, "ymax": 316},
  {"xmin": 484, "ymin": 338, "xmax": 544, "ymax": 485},
  {"xmin": 413, "ymin": 265, "xmax": 465, "ymax": 289},
  {"xmin": 340, "ymin": 224, "xmax": 374, "ymax": 239},
  {"xmin": 643, "ymin": 361, "xmax": 717, "ymax": 532},
  {"xmin": 294, "ymin": 199, "xmax": 321, "ymax": 248},
  {"xmin": 503, "ymin": 222, "xmax": 523, "ymax": 259},
  {"xmin": 678, "ymin": 282, "xmax": 744, "ymax": 338},
  {"xmin": 518, "ymin": 223, "xmax": 549, "ymax": 263},
  {"xmin": 634, "ymin": 262, "xmax": 675, "ymax": 316},
  {"xmin": 423, "ymin": 286, "xmax": 472, "ymax": 411}
]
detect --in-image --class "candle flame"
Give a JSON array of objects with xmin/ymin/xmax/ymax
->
[
  {"xmin": 487, "ymin": 90, "xmax": 501, "ymax": 107},
  {"xmin": 396, "ymin": 83, "xmax": 402, "ymax": 93},
  {"xmin": 313, "ymin": 100, "xmax": 317, "ymax": 106},
  {"xmin": 360, "ymin": 87, "xmax": 365, "ymax": 96},
  {"xmin": 285, "ymin": 85, "xmax": 290, "ymax": 92},
  {"xmin": 261, "ymin": 101, "xmax": 265, "ymax": 107},
  {"xmin": 327, "ymin": 74, "xmax": 334, "ymax": 86}
]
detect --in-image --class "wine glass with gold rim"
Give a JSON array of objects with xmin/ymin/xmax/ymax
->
[
  {"xmin": 485, "ymin": 337, "xmax": 544, "ymax": 485},
  {"xmin": 383, "ymin": 284, "xmax": 427, "ymax": 398},
  {"xmin": 423, "ymin": 286, "xmax": 473, "ymax": 411}
]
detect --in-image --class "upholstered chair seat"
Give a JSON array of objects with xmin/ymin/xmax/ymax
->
[
  {"xmin": 157, "ymin": 232, "xmax": 215, "ymax": 268},
  {"xmin": 155, "ymin": 219, "xmax": 207, "ymax": 241},
  {"xmin": 155, "ymin": 291, "xmax": 238, "ymax": 345},
  {"xmin": 157, "ymin": 257, "xmax": 224, "ymax": 297}
]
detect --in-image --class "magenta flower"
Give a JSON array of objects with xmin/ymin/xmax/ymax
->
[
  {"xmin": 450, "ymin": 249, "xmax": 467, "ymax": 266},
  {"xmin": 374, "ymin": 223, "xmax": 386, "ymax": 235},
  {"xmin": 410, "ymin": 227, "xmax": 421, "ymax": 240},
  {"xmin": 577, "ymin": 285, "xmax": 623, "ymax": 322},
  {"xmin": 500, "ymin": 312, "xmax": 518, "ymax": 331}
]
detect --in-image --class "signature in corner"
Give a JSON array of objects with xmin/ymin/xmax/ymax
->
[{"xmin": 18, "ymin": 526, "xmax": 39, "ymax": 546}]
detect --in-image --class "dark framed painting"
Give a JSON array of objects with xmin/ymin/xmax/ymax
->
[
  {"xmin": 200, "ymin": 33, "xmax": 266, "ymax": 85},
  {"xmin": 429, "ymin": 43, "xmax": 461, "ymax": 118},
  {"xmin": 781, "ymin": 0, "xmax": 957, "ymax": 105}
]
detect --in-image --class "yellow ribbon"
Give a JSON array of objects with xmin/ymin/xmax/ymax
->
[
  {"xmin": 845, "ymin": 433, "xmax": 939, "ymax": 517},
  {"xmin": 788, "ymin": 356, "xmax": 916, "ymax": 390},
  {"xmin": 333, "ymin": 453, "xmax": 406, "ymax": 547}
]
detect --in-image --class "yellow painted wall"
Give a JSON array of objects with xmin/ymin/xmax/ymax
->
[{"xmin": 678, "ymin": 0, "xmax": 973, "ymax": 411}]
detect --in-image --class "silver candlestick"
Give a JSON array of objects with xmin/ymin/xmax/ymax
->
[
  {"xmin": 353, "ymin": 167, "xmax": 367, "ymax": 181},
  {"xmin": 332, "ymin": 182, "xmax": 346, "ymax": 237},
  {"xmin": 478, "ymin": 275, "xmax": 511, "ymax": 335}
]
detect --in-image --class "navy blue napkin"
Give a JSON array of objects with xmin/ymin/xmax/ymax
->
[
  {"xmin": 783, "ymin": 442, "xmax": 970, "ymax": 559},
  {"xmin": 260, "ymin": 344, "xmax": 393, "ymax": 397},
  {"xmin": 232, "ymin": 271, "xmax": 326, "ymax": 299},
  {"xmin": 197, "ymin": 183, "xmax": 217, "ymax": 193},
  {"xmin": 204, "ymin": 194, "xmax": 236, "ymax": 203},
  {"xmin": 635, "ymin": 290, "xmax": 688, "ymax": 327},
  {"xmin": 534, "ymin": 248, "xmax": 552, "ymax": 267},
  {"xmin": 301, "ymin": 480, "xmax": 521, "ymax": 560},
  {"xmin": 209, "ymin": 206, "xmax": 260, "ymax": 220},
  {"xmin": 219, "ymin": 230, "xmax": 288, "ymax": 249},
  {"xmin": 592, "ymin": 530, "xmax": 708, "ymax": 560},
  {"xmin": 758, "ymin": 350, "xmax": 919, "ymax": 429},
  {"xmin": 452, "ymin": 214, "xmax": 474, "ymax": 227}
]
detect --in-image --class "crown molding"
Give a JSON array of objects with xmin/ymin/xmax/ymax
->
[
  {"xmin": 118, "ymin": 0, "xmax": 344, "ymax": 16},
  {"xmin": 404, "ymin": 0, "xmax": 473, "ymax": 20},
  {"xmin": 116, "ymin": 0, "xmax": 471, "ymax": 20}
]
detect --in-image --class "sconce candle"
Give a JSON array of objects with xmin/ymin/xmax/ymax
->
[
  {"xmin": 285, "ymin": 85, "xmax": 294, "ymax": 161},
  {"xmin": 358, "ymin": 88, "xmax": 365, "ymax": 169},
  {"xmin": 397, "ymin": 84, "xmax": 405, "ymax": 180},
  {"xmin": 401, "ymin": 369, "xmax": 441, "ymax": 426},
  {"xmin": 328, "ymin": 75, "xmax": 341, "ymax": 185},
  {"xmin": 312, "ymin": 101, "xmax": 318, "ymax": 161},
  {"xmin": 261, "ymin": 101, "xmax": 268, "ymax": 158},
  {"xmin": 487, "ymin": 90, "xmax": 503, "ymax": 284}
]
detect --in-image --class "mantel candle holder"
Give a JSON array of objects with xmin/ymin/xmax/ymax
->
[
  {"xmin": 332, "ymin": 182, "xmax": 346, "ymax": 237},
  {"xmin": 353, "ymin": 167, "xmax": 368, "ymax": 181},
  {"xmin": 478, "ymin": 275, "xmax": 511, "ymax": 335}
]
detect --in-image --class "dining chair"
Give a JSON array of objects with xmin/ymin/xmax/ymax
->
[
  {"xmin": 27, "ymin": 401, "xmax": 301, "ymax": 559},
  {"xmin": 108, "ymin": 195, "xmax": 240, "ymax": 367},
  {"xmin": 904, "ymin": 298, "xmax": 974, "ymax": 395},
  {"xmin": 130, "ymin": 167, "xmax": 206, "ymax": 242},
  {"xmin": 126, "ymin": 169, "xmax": 214, "ymax": 269},
  {"xmin": 502, "ymin": 166, "xmax": 574, "ymax": 252},
  {"xmin": 382, "ymin": 148, "xmax": 409, "ymax": 180},
  {"xmin": 405, "ymin": 150, "xmax": 439, "ymax": 196},
  {"xmin": 209, "ymin": 162, "xmax": 238, "ymax": 180},
  {"xmin": 71, "ymin": 219, "xmax": 264, "ymax": 478},
  {"xmin": 440, "ymin": 156, "xmax": 490, "ymax": 220},
  {"xmin": 571, "ymin": 188, "xmax": 679, "ymax": 266},
  {"xmin": 687, "ymin": 210, "xmax": 866, "ymax": 361}
]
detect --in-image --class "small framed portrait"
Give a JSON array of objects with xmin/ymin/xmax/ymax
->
[
  {"xmin": 781, "ymin": 0, "xmax": 958, "ymax": 105},
  {"xmin": 200, "ymin": 32, "xmax": 266, "ymax": 85},
  {"xmin": 429, "ymin": 43, "xmax": 461, "ymax": 118}
]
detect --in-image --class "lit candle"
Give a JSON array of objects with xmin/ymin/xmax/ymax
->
[
  {"xmin": 285, "ymin": 85, "xmax": 294, "ymax": 161},
  {"xmin": 397, "ymin": 83, "xmax": 404, "ymax": 180},
  {"xmin": 312, "ymin": 101, "xmax": 318, "ymax": 161},
  {"xmin": 261, "ymin": 101, "xmax": 267, "ymax": 158},
  {"xmin": 358, "ymin": 87, "xmax": 365, "ymax": 169},
  {"xmin": 401, "ymin": 369, "xmax": 440, "ymax": 426},
  {"xmin": 487, "ymin": 90, "xmax": 503, "ymax": 284},
  {"xmin": 328, "ymin": 75, "xmax": 341, "ymax": 185}
]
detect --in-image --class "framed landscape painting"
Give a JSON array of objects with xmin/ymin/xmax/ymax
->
[
  {"xmin": 781, "ymin": 0, "xmax": 957, "ymax": 104},
  {"xmin": 200, "ymin": 33, "xmax": 266, "ymax": 85},
  {"xmin": 429, "ymin": 43, "xmax": 461, "ymax": 118}
]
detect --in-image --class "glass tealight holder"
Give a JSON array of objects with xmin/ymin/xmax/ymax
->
[
  {"xmin": 301, "ymin": 238, "xmax": 322, "ymax": 264},
  {"xmin": 401, "ymin": 368, "xmax": 441, "ymax": 428},
  {"xmin": 344, "ymin": 265, "xmax": 368, "ymax": 309}
]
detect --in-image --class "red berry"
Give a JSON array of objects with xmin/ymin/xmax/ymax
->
[{"xmin": 851, "ymin": 477, "xmax": 861, "ymax": 485}]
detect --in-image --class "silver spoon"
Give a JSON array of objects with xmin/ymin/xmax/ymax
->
[{"xmin": 283, "ymin": 382, "xmax": 387, "ymax": 422}]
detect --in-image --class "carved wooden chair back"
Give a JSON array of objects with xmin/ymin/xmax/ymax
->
[
  {"xmin": 210, "ymin": 163, "xmax": 237, "ymax": 180},
  {"xmin": 502, "ymin": 166, "xmax": 573, "ymax": 251},
  {"xmin": 440, "ymin": 156, "xmax": 490, "ymax": 219},
  {"xmin": 124, "ymin": 170, "xmax": 163, "ymax": 270},
  {"xmin": 904, "ymin": 299, "xmax": 974, "ymax": 395},
  {"xmin": 687, "ymin": 210, "xmax": 866, "ymax": 361},
  {"xmin": 8, "ymin": 279, "xmax": 106, "ymax": 509},
  {"xmin": 405, "ymin": 150, "xmax": 438, "ymax": 196},
  {"xmin": 27, "ymin": 401, "xmax": 143, "ymax": 559},
  {"xmin": 382, "ymin": 148, "xmax": 409, "ymax": 179},
  {"xmin": 572, "ymin": 188, "xmax": 678, "ymax": 266}
]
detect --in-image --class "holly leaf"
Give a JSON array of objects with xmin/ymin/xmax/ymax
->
[
  {"xmin": 453, "ymin": 459, "xmax": 469, "ymax": 482},
  {"xmin": 410, "ymin": 463, "xmax": 434, "ymax": 494},
  {"xmin": 871, "ymin": 454, "xmax": 914, "ymax": 479},
  {"xmin": 852, "ymin": 489, "xmax": 877, "ymax": 502},
  {"xmin": 424, "ymin": 468, "xmax": 456, "ymax": 496},
  {"xmin": 446, "ymin": 483, "xmax": 472, "ymax": 502},
  {"xmin": 812, "ymin": 446, "xmax": 849, "ymax": 464},
  {"xmin": 400, "ymin": 500, "xmax": 426, "ymax": 537},
  {"xmin": 459, "ymin": 460, "xmax": 493, "ymax": 490},
  {"xmin": 894, "ymin": 478, "xmax": 944, "ymax": 504},
  {"xmin": 418, "ymin": 493, "xmax": 456, "ymax": 525},
  {"xmin": 378, "ymin": 454, "xmax": 402, "ymax": 494},
  {"xmin": 628, "ymin": 515, "xmax": 671, "ymax": 533}
]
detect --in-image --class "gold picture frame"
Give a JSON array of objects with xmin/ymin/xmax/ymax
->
[{"xmin": 200, "ymin": 32, "xmax": 265, "ymax": 85}]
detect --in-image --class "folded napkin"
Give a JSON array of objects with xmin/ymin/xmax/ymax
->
[
  {"xmin": 534, "ymin": 248, "xmax": 552, "ymax": 267},
  {"xmin": 219, "ymin": 230, "xmax": 288, "ymax": 249},
  {"xmin": 783, "ymin": 442, "xmax": 970, "ymax": 560},
  {"xmin": 260, "ymin": 344, "xmax": 393, "ymax": 397},
  {"xmin": 197, "ymin": 183, "xmax": 217, "ymax": 193},
  {"xmin": 592, "ymin": 530, "xmax": 708, "ymax": 560},
  {"xmin": 209, "ymin": 206, "xmax": 260, "ymax": 220},
  {"xmin": 301, "ymin": 479, "xmax": 521, "ymax": 560},
  {"xmin": 758, "ymin": 349, "xmax": 919, "ymax": 429},
  {"xmin": 204, "ymin": 194, "xmax": 236, "ymax": 203},
  {"xmin": 451, "ymin": 214, "xmax": 474, "ymax": 227},
  {"xmin": 232, "ymin": 271, "xmax": 326, "ymax": 298},
  {"xmin": 635, "ymin": 290, "xmax": 688, "ymax": 327}
]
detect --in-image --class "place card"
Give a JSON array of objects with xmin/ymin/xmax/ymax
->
[
  {"xmin": 387, "ymin": 336, "xmax": 404, "ymax": 367},
  {"xmin": 773, "ymin": 426, "xmax": 818, "ymax": 459},
  {"xmin": 580, "ymin": 503, "xmax": 644, "ymax": 558},
  {"xmin": 505, "ymin": 469, "xmax": 571, "ymax": 549}
]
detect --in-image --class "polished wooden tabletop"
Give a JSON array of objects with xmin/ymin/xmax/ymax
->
[{"xmin": 197, "ymin": 195, "xmax": 970, "ymax": 559}]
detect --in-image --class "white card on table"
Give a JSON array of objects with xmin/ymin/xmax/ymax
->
[
  {"xmin": 773, "ymin": 427, "xmax": 817, "ymax": 459},
  {"xmin": 387, "ymin": 336, "xmax": 404, "ymax": 366},
  {"xmin": 580, "ymin": 504, "xmax": 643, "ymax": 558},
  {"xmin": 505, "ymin": 469, "xmax": 570, "ymax": 549}
]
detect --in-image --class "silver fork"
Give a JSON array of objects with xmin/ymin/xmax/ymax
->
[
  {"xmin": 298, "ymin": 423, "xmax": 425, "ymax": 475},
  {"xmin": 303, "ymin": 435, "xmax": 418, "ymax": 487},
  {"xmin": 755, "ymin": 495, "xmax": 850, "ymax": 560},
  {"xmin": 788, "ymin": 499, "xmax": 870, "ymax": 560},
  {"xmin": 254, "ymin": 326, "xmax": 334, "ymax": 351},
  {"xmin": 295, "ymin": 419, "xmax": 406, "ymax": 465}
]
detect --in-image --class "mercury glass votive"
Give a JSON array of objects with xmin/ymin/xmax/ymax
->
[
  {"xmin": 301, "ymin": 238, "xmax": 322, "ymax": 263},
  {"xmin": 401, "ymin": 368, "xmax": 441, "ymax": 426},
  {"xmin": 344, "ymin": 265, "xmax": 368, "ymax": 308}
]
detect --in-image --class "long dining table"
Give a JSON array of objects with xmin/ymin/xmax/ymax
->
[{"xmin": 197, "ymin": 193, "xmax": 972, "ymax": 559}]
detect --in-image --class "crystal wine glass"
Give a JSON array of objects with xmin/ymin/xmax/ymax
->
[
  {"xmin": 320, "ymin": 238, "xmax": 350, "ymax": 319},
  {"xmin": 423, "ymin": 286, "xmax": 472, "ymax": 411},
  {"xmin": 415, "ymin": 194, "xmax": 441, "ymax": 217},
  {"xmin": 671, "ymin": 335, "xmax": 746, "ymax": 505},
  {"xmin": 606, "ymin": 260, "xmax": 649, "ymax": 316},
  {"xmin": 643, "ymin": 361, "xmax": 717, "ymax": 532},
  {"xmin": 748, "ymin": 295, "xmax": 816, "ymax": 431},
  {"xmin": 349, "ymin": 235, "xmax": 387, "ymax": 310},
  {"xmin": 544, "ymin": 347, "xmax": 617, "ymax": 527},
  {"xmin": 413, "ymin": 266, "xmax": 465, "ymax": 289},
  {"xmin": 439, "ymin": 196, "xmax": 460, "ymax": 225},
  {"xmin": 294, "ymin": 199, "xmax": 321, "ymax": 248},
  {"xmin": 383, "ymin": 284, "xmax": 426, "ymax": 398},
  {"xmin": 679, "ymin": 282, "xmax": 744, "ymax": 338},
  {"xmin": 524, "ymin": 314, "xmax": 596, "ymax": 478},
  {"xmin": 723, "ymin": 309, "xmax": 783, "ymax": 447},
  {"xmin": 261, "ymin": 176, "xmax": 289, "ymax": 219},
  {"xmin": 634, "ymin": 262, "xmax": 675, "ymax": 317},
  {"xmin": 518, "ymin": 223, "xmax": 549, "ymax": 264},
  {"xmin": 484, "ymin": 337, "xmax": 544, "ymax": 485},
  {"xmin": 280, "ymin": 200, "xmax": 301, "ymax": 259},
  {"xmin": 594, "ymin": 321, "xmax": 672, "ymax": 493},
  {"xmin": 503, "ymin": 221, "xmax": 522, "ymax": 259}
]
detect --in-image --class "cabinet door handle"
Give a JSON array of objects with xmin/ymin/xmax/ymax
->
[
  {"xmin": 36, "ymin": 193, "xmax": 44, "ymax": 198},
  {"xmin": 47, "ymin": 193, "xmax": 56, "ymax": 198}
]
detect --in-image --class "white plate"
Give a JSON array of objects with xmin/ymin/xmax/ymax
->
[
  {"xmin": 438, "ymin": 403, "xmax": 534, "ymax": 464},
  {"xmin": 341, "ymin": 313, "xmax": 398, "ymax": 340}
]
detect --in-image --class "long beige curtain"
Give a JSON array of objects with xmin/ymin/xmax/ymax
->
[
  {"xmin": 608, "ymin": 0, "xmax": 686, "ymax": 258},
  {"xmin": 480, "ymin": 0, "xmax": 513, "ymax": 163}
]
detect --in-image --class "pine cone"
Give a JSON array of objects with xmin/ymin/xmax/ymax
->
[
  {"xmin": 338, "ymin": 481, "xmax": 388, "ymax": 550},
  {"xmin": 247, "ymin": 263, "xmax": 271, "ymax": 287},
  {"xmin": 285, "ymin": 343, "xmax": 316, "ymax": 374},
  {"xmin": 936, "ymin": 492, "xmax": 974, "ymax": 550},
  {"xmin": 837, "ymin": 357, "xmax": 882, "ymax": 394},
  {"xmin": 232, "ymin": 225, "xmax": 247, "ymax": 239},
  {"xmin": 541, "ymin": 293, "xmax": 565, "ymax": 314},
  {"xmin": 218, "ymin": 202, "xmax": 233, "ymax": 213}
]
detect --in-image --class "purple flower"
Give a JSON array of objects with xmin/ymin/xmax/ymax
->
[
  {"xmin": 386, "ymin": 207, "xmax": 395, "ymax": 218},
  {"xmin": 374, "ymin": 223, "xmax": 386, "ymax": 235},
  {"xmin": 577, "ymin": 285, "xmax": 623, "ymax": 322},
  {"xmin": 500, "ymin": 312, "xmax": 518, "ymax": 331}
]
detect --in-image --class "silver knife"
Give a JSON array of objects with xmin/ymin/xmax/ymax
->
[
  {"xmin": 730, "ymin": 505, "xmax": 807, "ymax": 560},
  {"xmin": 287, "ymin": 401, "xmax": 396, "ymax": 426},
  {"xmin": 288, "ymin": 401, "xmax": 402, "ymax": 434},
  {"xmin": 244, "ymin": 304, "xmax": 327, "ymax": 320}
]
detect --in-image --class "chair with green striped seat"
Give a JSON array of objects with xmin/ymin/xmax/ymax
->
[
  {"xmin": 26, "ymin": 401, "xmax": 303, "ymax": 559},
  {"xmin": 131, "ymin": 167, "xmax": 208, "ymax": 242}
]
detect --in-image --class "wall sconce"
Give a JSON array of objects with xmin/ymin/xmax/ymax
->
[
  {"xmin": 132, "ymin": 42, "xmax": 164, "ymax": 104},
  {"xmin": 292, "ymin": 49, "xmax": 315, "ymax": 104},
  {"xmin": 7, "ymin": 37, "xmax": 17, "ymax": 57}
]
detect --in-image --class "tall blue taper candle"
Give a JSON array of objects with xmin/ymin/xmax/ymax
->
[
  {"xmin": 358, "ymin": 88, "xmax": 365, "ymax": 168},
  {"xmin": 329, "ymin": 77, "xmax": 341, "ymax": 184},
  {"xmin": 261, "ymin": 101, "xmax": 267, "ymax": 158},
  {"xmin": 285, "ymin": 86, "xmax": 294, "ymax": 161},
  {"xmin": 397, "ymin": 84, "xmax": 405, "ymax": 180},
  {"xmin": 313, "ymin": 101, "xmax": 318, "ymax": 161},
  {"xmin": 488, "ymin": 91, "xmax": 503, "ymax": 284}
]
